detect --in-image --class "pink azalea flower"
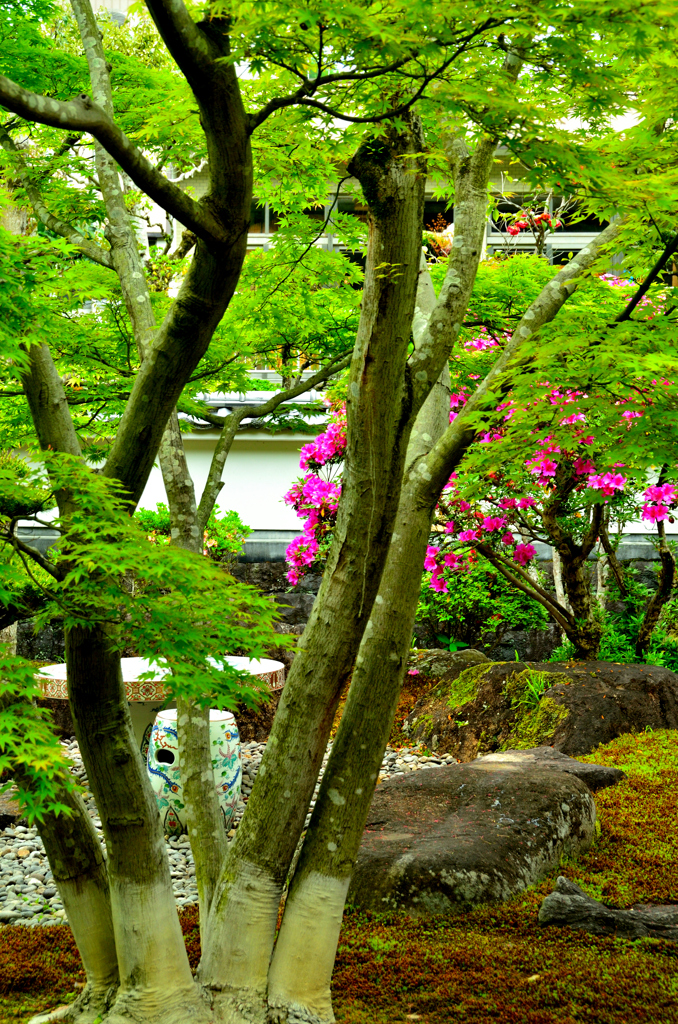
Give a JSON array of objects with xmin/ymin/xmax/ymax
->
[
  {"xmin": 514, "ymin": 543, "xmax": 536, "ymax": 565},
  {"xmin": 518, "ymin": 496, "xmax": 536, "ymax": 509},
  {"xmin": 430, "ymin": 566, "xmax": 448, "ymax": 593},
  {"xmin": 588, "ymin": 473, "xmax": 626, "ymax": 496},
  {"xmin": 501, "ymin": 532, "xmax": 514, "ymax": 545},
  {"xmin": 458, "ymin": 529, "xmax": 480, "ymax": 543},
  {"xmin": 573, "ymin": 457, "xmax": 596, "ymax": 476},
  {"xmin": 482, "ymin": 516, "xmax": 508, "ymax": 532},
  {"xmin": 444, "ymin": 521, "xmax": 456, "ymax": 534},
  {"xmin": 644, "ymin": 483, "xmax": 676, "ymax": 503},
  {"xmin": 408, "ymin": 668, "xmax": 420, "ymax": 676},
  {"xmin": 424, "ymin": 545, "xmax": 439, "ymax": 571},
  {"xmin": 498, "ymin": 498, "xmax": 517, "ymax": 509},
  {"xmin": 642, "ymin": 504, "xmax": 669, "ymax": 522}
]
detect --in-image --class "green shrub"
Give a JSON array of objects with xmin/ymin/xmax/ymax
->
[
  {"xmin": 417, "ymin": 554, "xmax": 549, "ymax": 650},
  {"xmin": 549, "ymin": 620, "xmax": 678, "ymax": 671},
  {"xmin": 134, "ymin": 502, "xmax": 250, "ymax": 560}
]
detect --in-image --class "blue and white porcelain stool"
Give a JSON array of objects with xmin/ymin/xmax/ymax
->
[{"xmin": 147, "ymin": 708, "xmax": 241, "ymax": 837}]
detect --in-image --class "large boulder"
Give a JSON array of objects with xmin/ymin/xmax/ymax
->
[
  {"xmin": 473, "ymin": 746, "xmax": 626, "ymax": 792},
  {"xmin": 404, "ymin": 660, "xmax": 678, "ymax": 758},
  {"xmin": 348, "ymin": 760, "xmax": 597, "ymax": 915}
]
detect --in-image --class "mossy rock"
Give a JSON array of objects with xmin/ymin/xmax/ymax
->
[
  {"xmin": 404, "ymin": 660, "xmax": 678, "ymax": 760},
  {"xmin": 505, "ymin": 697, "xmax": 570, "ymax": 749}
]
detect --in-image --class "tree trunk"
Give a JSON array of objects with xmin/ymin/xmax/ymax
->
[
  {"xmin": 27, "ymin": 784, "xmax": 119, "ymax": 1024},
  {"xmin": 557, "ymin": 556, "xmax": 603, "ymax": 659},
  {"xmin": 199, "ymin": 118, "xmax": 427, "ymax": 1020},
  {"xmin": 267, "ymin": 372, "xmax": 451, "ymax": 1024},
  {"xmin": 65, "ymin": 623, "xmax": 208, "ymax": 1023},
  {"xmin": 266, "ymin": 133, "xmax": 494, "ymax": 1023},
  {"xmin": 3, "ymin": 684, "xmax": 117, "ymax": 1023},
  {"xmin": 636, "ymin": 522, "xmax": 676, "ymax": 657},
  {"xmin": 157, "ymin": 413, "xmax": 228, "ymax": 940}
]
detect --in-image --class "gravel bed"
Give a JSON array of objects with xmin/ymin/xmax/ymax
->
[{"xmin": 0, "ymin": 737, "xmax": 457, "ymax": 926}]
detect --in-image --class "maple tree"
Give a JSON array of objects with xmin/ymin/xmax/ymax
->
[{"xmin": 0, "ymin": 2, "xmax": 677, "ymax": 1023}]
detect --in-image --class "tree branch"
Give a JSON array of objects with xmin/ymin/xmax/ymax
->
[
  {"xmin": 636, "ymin": 519, "xmax": 676, "ymax": 656},
  {"xmin": 20, "ymin": 342, "xmax": 82, "ymax": 517},
  {"xmin": 248, "ymin": 21, "xmax": 503, "ymax": 132},
  {"xmin": 7, "ymin": 525, "xmax": 62, "ymax": 581},
  {"xmin": 0, "ymin": 74, "xmax": 226, "ymax": 245},
  {"xmin": 475, "ymin": 541, "xmax": 574, "ymax": 632},
  {"xmin": 0, "ymin": 125, "xmax": 113, "ymax": 267},
  {"xmin": 598, "ymin": 519, "xmax": 627, "ymax": 596},
  {"xmin": 196, "ymin": 353, "xmax": 350, "ymax": 531},
  {"xmin": 417, "ymin": 219, "xmax": 623, "ymax": 500},
  {"xmin": 144, "ymin": 0, "xmax": 220, "ymax": 94},
  {"xmin": 615, "ymin": 231, "xmax": 678, "ymax": 322},
  {"xmin": 70, "ymin": 0, "xmax": 158, "ymax": 354}
]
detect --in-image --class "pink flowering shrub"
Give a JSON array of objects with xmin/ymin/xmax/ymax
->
[{"xmin": 284, "ymin": 403, "xmax": 345, "ymax": 584}]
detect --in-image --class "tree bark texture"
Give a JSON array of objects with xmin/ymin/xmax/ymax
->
[
  {"xmin": 267, "ymin": 299, "xmax": 450, "ymax": 1024},
  {"xmin": 28, "ymin": 785, "xmax": 120, "ymax": 1024},
  {"xmin": 65, "ymin": 624, "xmax": 208, "ymax": 1022},
  {"xmin": 541, "ymin": 478, "xmax": 604, "ymax": 659},
  {"xmin": 198, "ymin": 118, "xmax": 427, "ymax": 1018}
]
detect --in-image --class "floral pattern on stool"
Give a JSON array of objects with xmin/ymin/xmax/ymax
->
[{"xmin": 147, "ymin": 709, "xmax": 241, "ymax": 837}]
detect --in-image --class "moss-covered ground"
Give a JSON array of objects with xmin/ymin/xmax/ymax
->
[{"xmin": 2, "ymin": 730, "xmax": 677, "ymax": 1023}]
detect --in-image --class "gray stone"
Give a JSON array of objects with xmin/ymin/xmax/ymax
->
[
  {"xmin": 474, "ymin": 747, "xmax": 626, "ymax": 792},
  {"xmin": 348, "ymin": 762, "xmax": 595, "ymax": 915},
  {"xmin": 539, "ymin": 876, "xmax": 678, "ymax": 940},
  {"xmin": 271, "ymin": 592, "xmax": 316, "ymax": 625}
]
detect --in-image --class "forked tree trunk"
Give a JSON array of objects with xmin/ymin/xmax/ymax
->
[
  {"xmin": 198, "ymin": 118, "xmax": 427, "ymax": 1021},
  {"xmin": 267, "ymin": 132, "xmax": 494, "ymax": 1022},
  {"xmin": 267, "ymin": 361, "xmax": 452, "ymax": 1024},
  {"xmin": 266, "ymin": 202, "xmax": 625, "ymax": 1023}
]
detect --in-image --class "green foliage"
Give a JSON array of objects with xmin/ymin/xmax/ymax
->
[
  {"xmin": 134, "ymin": 501, "xmax": 173, "ymax": 537},
  {"xmin": 549, "ymin": 578, "xmax": 678, "ymax": 670},
  {"xmin": 418, "ymin": 554, "xmax": 549, "ymax": 650},
  {"xmin": 0, "ymin": 655, "xmax": 78, "ymax": 825},
  {"xmin": 0, "ymin": 456, "xmax": 284, "ymax": 706},
  {"xmin": 134, "ymin": 502, "xmax": 251, "ymax": 559},
  {"xmin": 511, "ymin": 669, "xmax": 552, "ymax": 709}
]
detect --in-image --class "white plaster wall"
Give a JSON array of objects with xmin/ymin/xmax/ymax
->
[{"xmin": 138, "ymin": 431, "xmax": 306, "ymax": 531}]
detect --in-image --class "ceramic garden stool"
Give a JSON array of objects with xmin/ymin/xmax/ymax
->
[
  {"xmin": 37, "ymin": 655, "xmax": 285, "ymax": 761},
  {"xmin": 147, "ymin": 708, "xmax": 242, "ymax": 837}
]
